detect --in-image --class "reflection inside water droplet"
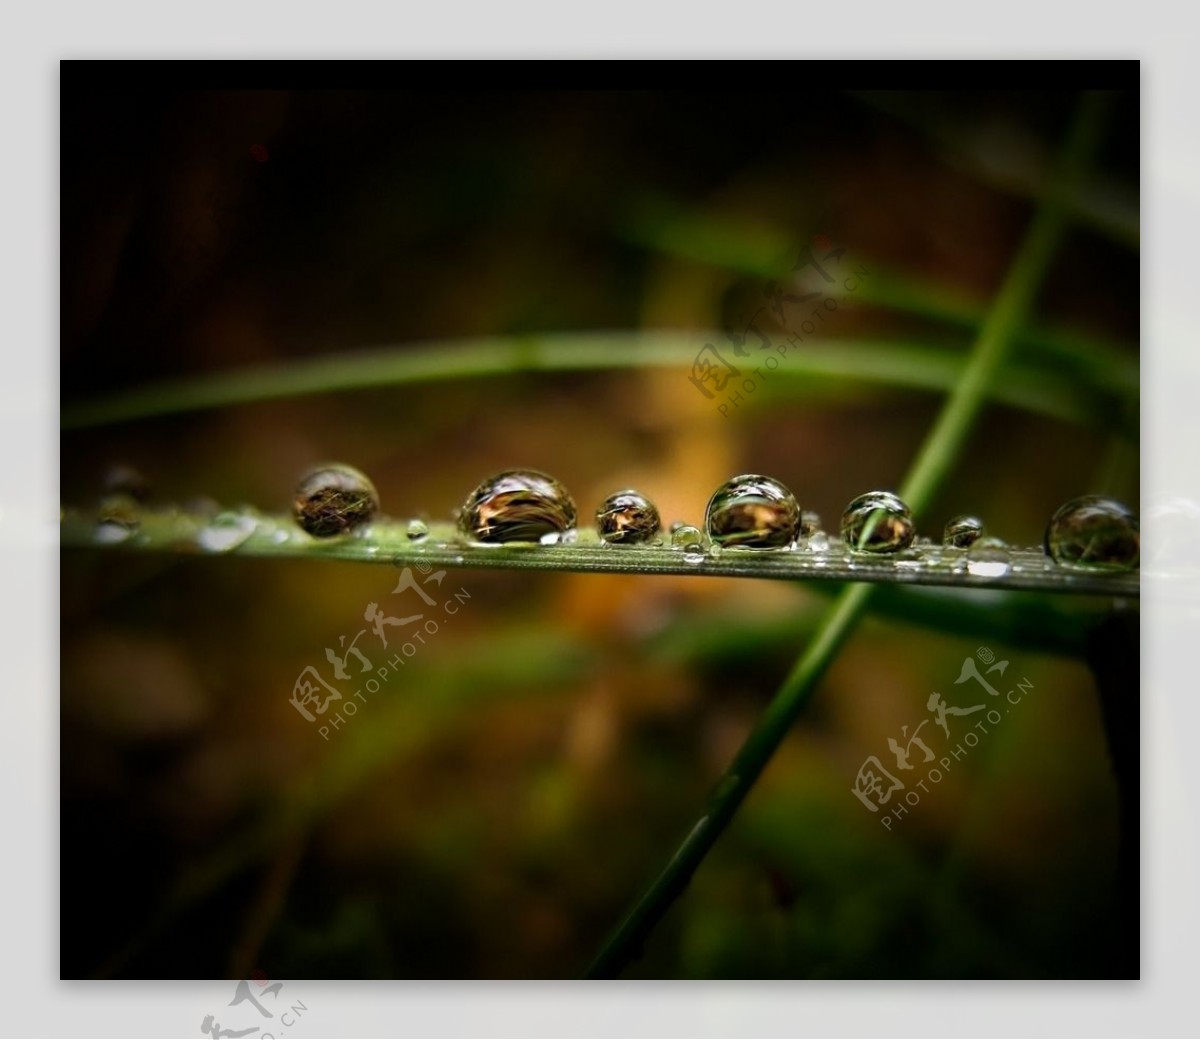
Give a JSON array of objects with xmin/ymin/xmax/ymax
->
[
  {"xmin": 596, "ymin": 490, "xmax": 661, "ymax": 545},
  {"xmin": 293, "ymin": 464, "xmax": 380, "ymax": 538},
  {"xmin": 670, "ymin": 524, "xmax": 706, "ymax": 560},
  {"xmin": 198, "ymin": 511, "xmax": 258, "ymax": 553},
  {"xmin": 1044, "ymin": 495, "xmax": 1139, "ymax": 570},
  {"xmin": 459, "ymin": 469, "xmax": 576, "ymax": 544},
  {"xmin": 966, "ymin": 536, "xmax": 1011, "ymax": 578},
  {"xmin": 944, "ymin": 515, "xmax": 984, "ymax": 549},
  {"xmin": 705, "ymin": 474, "xmax": 800, "ymax": 549},
  {"xmin": 841, "ymin": 491, "xmax": 915, "ymax": 553}
]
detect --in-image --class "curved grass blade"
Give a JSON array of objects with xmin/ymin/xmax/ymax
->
[
  {"xmin": 60, "ymin": 511, "xmax": 1139, "ymax": 598},
  {"xmin": 61, "ymin": 331, "xmax": 1132, "ymax": 432}
]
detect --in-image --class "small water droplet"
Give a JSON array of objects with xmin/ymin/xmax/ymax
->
[
  {"xmin": 966, "ymin": 536, "xmax": 1011, "ymax": 578},
  {"xmin": 807, "ymin": 530, "xmax": 830, "ymax": 552},
  {"xmin": 293, "ymin": 464, "xmax": 380, "ymax": 538},
  {"xmin": 670, "ymin": 523, "xmax": 706, "ymax": 559},
  {"xmin": 271, "ymin": 528, "xmax": 290, "ymax": 544},
  {"xmin": 1045, "ymin": 495, "xmax": 1139, "ymax": 570},
  {"xmin": 800, "ymin": 510, "xmax": 822, "ymax": 538},
  {"xmin": 841, "ymin": 491, "xmax": 915, "ymax": 553},
  {"xmin": 95, "ymin": 494, "xmax": 140, "ymax": 543},
  {"xmin": 95, "ymin": 519, "xmax": 134, "ymax": 544},
  {"xmin": 705, "ymin": 474, "xmax": 800, "ymax": 549},
  {"xmin": 198, "ymin": 511, "xmax": 258, "ymax": 553},
  {"xmin": 596, "ymin": 490, "xmax": 661, "ymax": 545},
  {"xmin": 406, "ymin": 518, "xmax": 429, "ymax": 541},
  {"xmin": 944, "ymin": 515, "xmax": 984, "ymax": 549},
  {"xmin": 459, "ymin": 469, "xmax": 576, "ymax": 544},
  {"xmin": 539, "ymin": 531, "xmax": 561, "ymax": 546}
]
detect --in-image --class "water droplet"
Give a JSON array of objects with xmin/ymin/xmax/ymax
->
[
  {"xmin": 966, "ymin": 536, "xmax": 1012, "ymax": 578},
  {"xmin": 198, "ymin": 511, "xmax": 258, "ymax": 553},
  {"xmin": 596, "ymin": 490, "xmax": 661, "ymax": 545},
  {"xmin": 808, "ymin": 530, "xmax": 830, "ymax": 552},
  {"xmin": 705, "ymin": 474, "xmax": 800, "ymax": 549},
  {"xmin": 944, "ymin": 515, "xmax": 984, "ymax": 549},
  {"xmin": 459, "ymin": 469, "xmax": 576, "ymax": 544},
  {"xmin": 293, "ymin": 464, "xmax": 380, "ymax": 538},
  {"xmin": 95, "ymin": 519, "xmax": 134, "ymax": 544},
  {"xmin": 539, "ymin": 531, "xmax": 561, "ymax": 546},
  {"xmin": 841, "ymin": 491, "xmax": 915, "ymax": 553},
  {"xmin": 1045, "ymin": 495, "xmax": 1139, "ymax": 570},
  {"xmin": 271, "ymin": 528, "xmax": 290, "ymax": 544},
  {"xmin": 800, "ymin": 510, "xmax": 822, "ymax": 538},
  {"xmin": 406, "ymin": 518, "xmax": 429, "ymax": 541},
  {"xmin": 670, "ymin": 523, "xmax": 705, "ymax": 557},
  {"xmin": 95, "ymin": 494, "xmax": 140, "ymax": 543}
]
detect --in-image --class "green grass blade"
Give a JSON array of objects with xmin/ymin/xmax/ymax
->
[{"xmin": 584, "ymin": 91, "xmax": 1110, "ymax": 979}]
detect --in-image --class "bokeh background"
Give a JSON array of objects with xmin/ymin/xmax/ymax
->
[{"xmin": 60, "ymin": 84, "xmax": 1139, "ymax": 980}]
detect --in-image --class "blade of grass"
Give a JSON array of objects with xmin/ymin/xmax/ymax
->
[
  {"xmin": 60, "ymin": 330, "xmax": 1131, "ymax": 431},
  {"xmin": 60, "ymin": 512, "xmax": 1139, "ymax": 598},
  {"xmin": 584, "ymin": 91, "xmax": 1109, "ymax": 979}
]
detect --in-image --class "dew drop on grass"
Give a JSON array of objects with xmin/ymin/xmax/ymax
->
[
  {"xmin": 198, "ymin": 511, "xmax": 258, "ymax": 553},
  {"xmin": 966, "ymin": 536, "xmax": 1012, "ymax": 578},
  {"xmin": 596, "ymin": 490, "xmax": 661, "ymax": 545},
  {"xmin": 1044, "ymin": 495, "xmax": 1139, "ymax": 570},
  {"xmin": 841, "ymin": 491, "xmax": 915, "ymax": 553},
  {"xmin": 944, "ymin": 515, "xmax": 984, "ymax": 549},
  {"xmin": 705, "ymin": 474, "xmax": 800, "ymax": 549},
  {"xmin": 670, "ymin": 524, "xmax": 706, "ymax": 561},
  {"xmin": 459, "ymin": 469, "xmax": 576, "ymax": 544},
  {"xmin": 95, "ymin": 493, "xmax": 140, "ymax": 544},
  {"xmin": 293, "ymin": 464, "xmax": 380, "ymax": 538},
  {"xmin": 406, "ymin": 518, "xmax": 429, "ymax": 541}
]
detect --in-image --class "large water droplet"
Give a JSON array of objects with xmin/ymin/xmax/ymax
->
[
  {"xmin": 198, "ymin": 511, "xmax": 258, "ymax": 553},
  {"xmin": 705, "ymin": 474, "xmax": 800, "ymax": 549},
  {"xmin": 1045, "ymin": 495, "xmax": 1139, "ymax": 570},
  {"xmin": 406, "ymin": 518, "xmax": 429, "ymax": 541},
  {"xmin": 841, "ymin": 491, "xmax": 915, "ymax": 553},
  {"xmin": 966, "ymin": 536, "xmax": 1011, "ymax": 578},
  {"xmin": 596, "ymin": 490, "xmax": 661, "ymax": 545},
  {"xmin": 293, "ymin": 464, "xmax": 380, "ymax": 538},
  {"xmin": 944, "ymin": 515, "xmax": 984, "ymax": 549},
  {"xmin": 459, "ymin": 469, "xmax": 576, "ymax": 544}
]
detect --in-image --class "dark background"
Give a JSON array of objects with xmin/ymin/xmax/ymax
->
[{"xmin": 61, "ymin": 72, "xmax": 1139, "ymax": 980}]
